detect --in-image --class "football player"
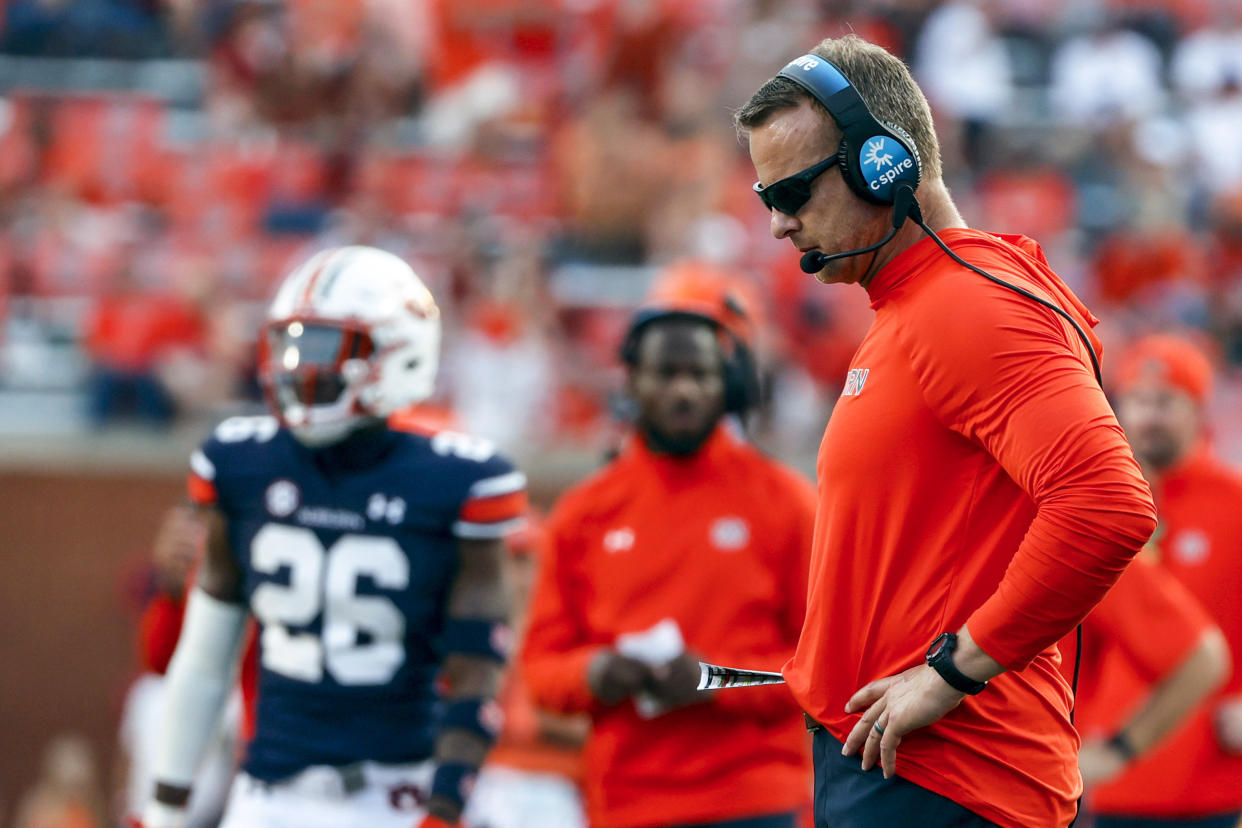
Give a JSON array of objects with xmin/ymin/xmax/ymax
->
[{"xmin": 139, "ymin": 246, "xmax": 527, "ymax": 828}]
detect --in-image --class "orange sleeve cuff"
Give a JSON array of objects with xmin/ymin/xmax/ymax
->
[
  {"xmin": 521, "ymin": 644, "xmax": 600, "ymax": 715},
  {"xmin": 186, "ymin": 472, "xmax": 218, "ymax": 506},
  {"xmin": 459, "ymin": 490, "xmax": 528, "ymax": 524},
  {"xmin": 966, "ymin": 595, "xmax": 1035, "ymax": 671}
]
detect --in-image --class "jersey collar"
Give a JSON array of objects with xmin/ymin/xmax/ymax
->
[
  {"xmin": 626, "ymin": 421, "xmax": 743, "ymax": 476},
  {"xmin": 865, "ymin": 228, "xmax": 990, "ymax": 308}
]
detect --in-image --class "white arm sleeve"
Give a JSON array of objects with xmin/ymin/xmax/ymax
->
[{"xmin": 150, "ymin": 587, "xmax": 247, "ymax": 788}]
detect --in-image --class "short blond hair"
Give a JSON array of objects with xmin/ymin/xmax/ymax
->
[{"xmin": 736, "ymin": 35, "xmax": 942, "ymax": 181}]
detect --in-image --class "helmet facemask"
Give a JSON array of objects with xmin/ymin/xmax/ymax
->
[{"xmin": 260, "ymin": 318, "xmax": 379, "ymax": 447}]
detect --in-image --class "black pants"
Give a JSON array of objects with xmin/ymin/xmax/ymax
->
[
  {"xmin": 812, "ymin": 729, "xmax": 999, "ymax": 828},
  {"xmin": 1093, "ymin": 813, "xmax": 1242, "ymax": 828}
]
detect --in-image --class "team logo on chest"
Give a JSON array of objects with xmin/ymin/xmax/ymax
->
[
  {"xmin": 841, "ymin": 368, "xmax": 870, "ymax": 398},
  {"xmin": 1172, "ymin": 528, "xmax": 1210, "ymax": 565},
  {"xmin": 603, "ymin": 527, "xmax": 635, "ymax": 554},
  {"xmin": 265, "ymin": 479, "xmax": 301, "ymax": 518},
  {"xmin": 710, "ymin": 516, "xmax": 750, "ymax": 551}
]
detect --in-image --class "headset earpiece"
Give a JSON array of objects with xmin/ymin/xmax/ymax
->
[{"xmin": 723, "ymin": 340, "xmax": 761, "ymax": 414}]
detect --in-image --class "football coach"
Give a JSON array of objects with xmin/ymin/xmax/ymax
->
[{"xmin": 736, "ymin": 35, "xmax": 1157, "ymax": 828}]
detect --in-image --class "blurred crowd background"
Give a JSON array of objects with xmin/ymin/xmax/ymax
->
[
  {"xmin": 2, "ymin": 0, "xmax": 1241, "ymax": 461},
  {"xmin": 3, "ymin": 0, "xmax": 1242, "ymax": 825}
]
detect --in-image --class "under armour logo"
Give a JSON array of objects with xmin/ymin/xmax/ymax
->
[{"xmin": 366, "ymin": 493, "xmax": 406, "ymax": 524}]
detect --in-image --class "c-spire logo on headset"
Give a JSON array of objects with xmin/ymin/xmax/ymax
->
[
  {"xmin": 864, "ymin": 140, "xmax": 894, "ymax": 170},
  {"xmin": 864, "ymin": 137, "xmax": 915, "ymax": 195}
]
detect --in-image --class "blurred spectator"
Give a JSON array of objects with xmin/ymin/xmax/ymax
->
[
  {"xmin": 522, "ymin": 274, "xmax": 815, "ymax": 828},
  {"xmin": 974, "ymin": 154, "xmax": 1078, "ymax": 242},
  {"xmin": 200, "ymin": 0, "xmax": 421, "ymax": 138},
  {"xmin": 81, "ymin": 264, "xmax": 208, "ymax": 427},
  {"xmin": 13, "ymin": 734, "xmax": 106, "ymax": 828},
  {"xmin": 915, "ymin": 0, "xmax": 1014, "ymax": 169},
  {"xmin": 446, "ymin": 236, "xmax": 556, "ymax": 450},
  {"xmin": 1183, "ymin": 74, "xmax": 1242, "ymax": 199},
  {"xmin": 4, "ymin": 0, "xmax": 1242, "ymax": 462},
  {"xmin": 1101, "ymin": 334, "xmax": 1242, "ymax": 825},
  {"xmin": 1049, "ymin": 10, "xmax": 1165, "ymax": 126},
  {"xmin": 1170, "ymin": 1, "xmax": 1242, "ymax": 103},
  {"xmin": 551, "ymin": 88, "xmax": 669, "ymax": 263}
]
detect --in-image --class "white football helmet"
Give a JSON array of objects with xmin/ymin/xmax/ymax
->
[{"xmin": 259, "ymin": 245, "xmax": 441, "ymax": 446}]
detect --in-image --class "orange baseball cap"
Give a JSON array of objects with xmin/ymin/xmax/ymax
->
[
  {"xmin": 641, "ymin": 260, "xmax": 762, "ymax": 349},
  {"xmin": 1115, "ymin": 334, "xmax": 1214, "ymax": 403}
]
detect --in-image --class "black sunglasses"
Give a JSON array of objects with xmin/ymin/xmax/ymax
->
[{"xmin": 752, "ymin": 155, "xmax": 839, "ymax": 216}]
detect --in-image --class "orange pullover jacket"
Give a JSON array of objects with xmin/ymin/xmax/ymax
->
[
  {"xmin": 522, "ymin": 426, "xmax": 815, "ymax": 828},
  {"xmin": 785, "ymin": 229, "xmax": 1157, "ymax": 828},
  {"xmin": 1060, "ymin": 552, "xmax": 1225, "ymax": 818},
  {"xmin": 1083, "ymin": 445, "xmax": 1242, "ymax": 818}
]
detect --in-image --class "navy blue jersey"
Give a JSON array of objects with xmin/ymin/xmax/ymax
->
[{"xmin": 187, "ymin": 416, "xmax": 526, "ymax": 780}]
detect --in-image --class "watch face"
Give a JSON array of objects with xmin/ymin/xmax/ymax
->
[{"xmin": 927, "ymin": 633, "xmax": 950, "ymax": 658}]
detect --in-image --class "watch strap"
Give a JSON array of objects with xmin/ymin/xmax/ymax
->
[{"xmin": 925, "ymin": 633, "xmax": 988, "ymax": 695}]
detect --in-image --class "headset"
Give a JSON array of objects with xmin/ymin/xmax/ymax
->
[
  {"xmin": 776, "ymin": 53, "xmax": 1102, "ymax": 727},
  {"xmin": 619, "ymin": 307, "xmax": 762, "ymax": 416},
  {"xmin": 776, "ymin": 53, "xmax": 1101, "ymax": 385}
]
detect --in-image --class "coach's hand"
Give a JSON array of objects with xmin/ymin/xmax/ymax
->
[
  {"xmin": 842, "ymin": 664, "xmax": 966, "ymax": 778},
  {"xmin": 843, "ymin": 627, "xmax": 1004, "ymax": 779},
  {"xmin": 646, "ymin": 652, "xmax": 709, "ymax": 709},
  {"xmin": 587, "ymin": 650, "xmax": 653, "ymax": 705}
]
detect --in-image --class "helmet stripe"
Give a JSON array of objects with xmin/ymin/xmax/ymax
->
[
  {"xmin": 317, "ymin": 248, "xmax": 356, "ymax": 303},
  {"xmin": 297, "ymin": 251, "xmax": 336, "ymax": 311}
]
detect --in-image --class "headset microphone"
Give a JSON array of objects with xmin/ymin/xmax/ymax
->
[{"xmin": 799, "ymin": 183, "xmax": 920, "ymax": 275}]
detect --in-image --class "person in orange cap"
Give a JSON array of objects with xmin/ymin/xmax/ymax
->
[
  {"xmin": 644, "ymin": 260, "xmax": 765, "ymax": 350},
  {"xmin": 522, "ymin": 268, "xmax": 815, "ymax": 828},
  {"xmin": 637, "ymin": 260, "xmax": 766, "ymax": 429},
  {"xmin": 1081, "ymin": 333, "xmax": 1242, "ymax": 827}
]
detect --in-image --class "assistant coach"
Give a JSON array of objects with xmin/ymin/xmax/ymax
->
[{"xmin": 736, "ymin": 36, "xmax": 1157, "ymax": 828}]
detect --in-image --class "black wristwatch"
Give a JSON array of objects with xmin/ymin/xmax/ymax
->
[{"xmin": 925, "ymin": 633, "xmax": 988, "ymax": 695}]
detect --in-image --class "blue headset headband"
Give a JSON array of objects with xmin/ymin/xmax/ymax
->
[{"xmin": 776, "ymin": 54, "xmax": 921, "ymax": 205}]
